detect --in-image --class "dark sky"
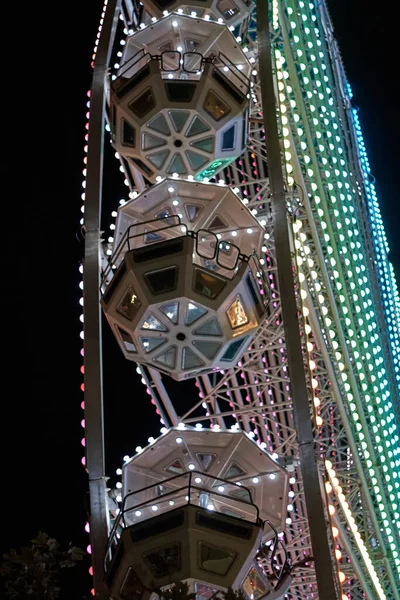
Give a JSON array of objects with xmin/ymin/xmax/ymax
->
[{"xmin": 3, "ymin": 0, "xmax": 399, "ymax": 595}]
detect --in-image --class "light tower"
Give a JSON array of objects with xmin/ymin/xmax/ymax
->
[{"xmin": 82, "ymin": 1, "xmax": 400, "ymax": 599}]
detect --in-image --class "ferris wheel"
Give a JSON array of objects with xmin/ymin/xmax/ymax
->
[{"xmin": 81, "ymin": 1, "xmax": 400, "ymax": 600}]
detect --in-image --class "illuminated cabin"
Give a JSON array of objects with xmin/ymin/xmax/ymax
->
[
  {"xmin": 100, "ymin": 231, "xmax": 267, "ymax": 380},
  {"xmin": 110, "ymin": 178, "xmax": 265, "ymax": 280},
  {"xmin": 105, "ymin": 428, "xmax": 290, "ymax": 600},
  {"xmin": 139, "ymin": 0, "xmax": 254, "ymax": 30},
  {"xmin": 109, "ymin": 14, "xmax": 251, "ymax": 184}
]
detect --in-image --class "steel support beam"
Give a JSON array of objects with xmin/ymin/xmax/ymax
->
[
  {"xmin": 83, "ymin": 1, "xmax": 121, "ymax": 598},
  {"xmin": 257, "ymin": 2, "xmax": 338, "ymax": 597}
]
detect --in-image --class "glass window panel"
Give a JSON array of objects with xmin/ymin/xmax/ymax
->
[
  {"xmin": 186, "ymin": 302, "xmax": 208, "ymax": 325},
  {"xmin": 169, "ymin": 110, "xmax": 190, "ymax": 133},
  {"xmin": 139, "ymin": 337, "xmax": 167, "ymax": 353},
  {"xmin": 116, "ymin": 285, "xmax": 141, "ymax": 320},
  {"xmin": 192, "ymin": 340, "xmax": 222, "ymax": 359},
  {"xmin": 167, "ymin": 153, "xmax": 187, "ymax": 174},
  {"xmin": 147, "ymin": 149, "xmax": 170, "ymax": 169},
  {"xmin": 208, "ymin": 215, "xmax": 227, "ymax": 230},
  {"xmin": 186, "ymin": 116, "xmax": 211, "ymax": 137},
  {"xmin": 116, "ymin": 326, "xmax": 137, "ymax": 353},
  {"xmin": 195, "ymin": 583, "xmax": 218, "ymax": 600},
  {"xmin": 182, "ymin": 347, "xmax": 205, "ymax": 370},
  {"xmin": 184, "ymin": 204, "xmax": 203, "ymax": 222},
  {"xmin": 129, "ymin": 88, "xmax": 156, "ymax": 118},
  {"xmin": 165, "ymin": 459, "xmax": 184, "ymax": 474},
  {"xmin": 142, "ymin": 132, "xmax": 166, "ymax": 150},
  {"xmin": 122, "ymin": 119, "xmax": 135, "ymax": 146},
  {"xmin": 144, "ymin": 266, "xmax": 178, "ymax": 294},
  {"xmin": 193, "ymin": 318, "xmax": 222, "ymax": 336},
  {"xmin": 143, "ymin": 544, "xmax": 181, "ymax": 578},
  {"xmin": 144, "ymin": 229, "xmax": 165, "ymax": 243},
  {"xmin": 199, "ymin": 543, "xmax": 236, "ymax": 576},
  {"xmin": 148, "ymin": 113, "xmax": 171, "ymax": 135},
  {"xmin": 196, "ymin": 453, "xmax": 216, "ymax": 471},
  {"xmin": 185, "ymin": 38, "xmax": 201, "ymax": 52},
  {"xmin": 223, "ymin": 462, "xmax": 246, "ymax": 478},
  {"xmin": 186, "ymin": 150, "xmax": 208, "ymax": 170},
  {"xmin": 227, "ymin": 296, "xmax": 249, "ymax": 329},
  {"xmin": 216, "ymin": 0, "xmax": 239, "ymax": 19},
  {"xmin": 193, "ymin": 268, "xmax": 226, "ymax": 299},
  {"xmin": 191, "ymin": 136, "xmax": 214, "ymax": 153},
  {"xmin": 220, "ymin": 337, "xmax": 248, "ymax": 361},
  {"xmin": 155, "ymin": 208, "xmax": 174, "ymax": 225},
  {"xmin": 243, "ymin": 566, "xmax": 270, "ymax": 600},
  {"xmin": 159, "ymin": 302, "xmax": 179, "ymax": 324},
  {"xmin": 203, "ymin": 90, "xmax": 231, "ymax": 121},
  {"xmin": 154, "ymin": 345, "xmax": 177, "ymax": 369},
  {"xmin": 221, "ymin": 124, "xmax": 236, "ymax": 150},
  {"xmin": 165, "ymin": 81, "xmax": 197, "ymax": 102},
  {"xmin": 141, "ymin": 313, "xmax": 168, "ymax": 331}
]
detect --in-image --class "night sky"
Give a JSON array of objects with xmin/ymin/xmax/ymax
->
[{"xmin": 3, "ymin": 0, "xmax": 399, "ymax": 595}]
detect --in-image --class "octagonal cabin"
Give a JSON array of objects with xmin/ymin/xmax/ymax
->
[
  {"xmin": 108, "ymin": 179, "xmax": 265, "ymax": 281},
  {"xmin": 121, "ymin": 427, "xmax": 289, "ymax": 538},
  {"xmin": 109, "ymin": 14, "xmax": 251, "ymax": 184},
  {"xmin": 105, "ymin": 428, "xmax": 290, "ymax": 600},
  {"xmin": 100, "ymin": 232, "xmax": 267, "ymax": 380}
]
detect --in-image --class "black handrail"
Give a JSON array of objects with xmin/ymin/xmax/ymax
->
[
  {"xmin": 111, "ymin": 50, "xmax": 250, "ymax": 95},
  {"xmin": 101, "ymin": 217, "xmax": 253, "ymax": 289},
  {"xmin": 104, "ymin": 469, "xmax": 262, "ymax": 571}
]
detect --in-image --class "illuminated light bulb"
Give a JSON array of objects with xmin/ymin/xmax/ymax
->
[
  {"xmin": 151, "ymin": 505, "xmax": 159, "ymax": 511},
  {"xmin": 218, "ymin": 486, "xmax": 225, "ymax": 492},
  {"xmin": 335, "ymin": 549, "xmax": 342, "ymax": 560},
  {"xmin": 169, "ymin": 500, "xmax": 175, "ymax": 506},
  {"xmin": 195, "ymin": 477, "xmax": 202, "ymax": 484},
  {"xmin": 172, "ymin": 20, "xmax": 178, "ymax": 26},
  {"xmin": 338, "ymin": 571, "xmax": 345, "ymax": 583},
  {"xmin": 252, "ymin": 477, "xmax": 259, "ymax": 483},
  {"xmin": 332, "ymin": 526, "xmax": 339, "ymax": 538},
  {"xmin": 116, "ymin": 482, "xmax": 122, "ymax": 489},
  {"xmin": 207, "ymin": 504, "xmax": 215, "ymax": 510},
  {"xmin": 188, "ymin": 463, "xmax": 195, "ymax": 470},
  {"xmin": 268, "ymin": 473, "xmax": 277, "ymax": 480},
  {"xmin": 328, "ymin": 505, "xmax": 335, "ymax": 515},
  {"xmin": 135, "ymin": 510, "xmax": 142, "ymax": 517},
  {"xmin": 116, "ymin": 468, "xmax": 122, "ymax": 475},
  {"xmin": 176, "ymin": 437, "xmax": 183, "ymax": 444}
]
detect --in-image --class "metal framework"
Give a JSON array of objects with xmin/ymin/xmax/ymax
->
[{"xmin": 82, "ymin": 1, "xmax": 400, "ymax": 599}]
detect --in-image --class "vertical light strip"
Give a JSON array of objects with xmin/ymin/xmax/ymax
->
[{"xmin": 326, "ymin": 460, "xmax": 388, "ymax": 600}]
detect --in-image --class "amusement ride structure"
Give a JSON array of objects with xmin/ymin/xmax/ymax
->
[{"xmin": 80, "ymin": 1, "xmax": 400, "ymax": 599}]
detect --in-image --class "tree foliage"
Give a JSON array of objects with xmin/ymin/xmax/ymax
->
[{"xmin": 0, "ymin": 531, "xmax": 86, "ymax": 600}]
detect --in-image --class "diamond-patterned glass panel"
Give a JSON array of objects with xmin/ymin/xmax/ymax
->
[
  {"xmin": 186, "ymin": 151, "xmax": 208, "ymax": 170},
  {"xmin": 192, "ymin": 340, "xmax": 222, "ymax": 359},
  {"xmin": 193, "ymin": 318, "xmax": 222, "ymax": 336},
  {"xmin": 139, "ymin": 337, "xmax": 167, "ymax": 353},
  {"xmin": 142, "ymin": 132, "xmax": 166, "ymax": 150},
  {"xmin": 141, "ymin": 313, "xmax": 168, "ymax": 331},
  {"xmin": 186, "ymin": 302, "xmax": 207, "ymax": 325},
  {"xmin": 159, "ymin": 302, "xmax": 179, "ymax": 324},
  {"xmin": 169, "ymin": 110, "xmax": 190, "ymax": 133},
  {"xmin": 154, "ymin": 345, "xmax": 177, "ymax": 369},
  {"xmin": 191, "ymin": 136, "xmax": 214, "ymax": 153},
  {"xmin": 182, "ymin": 347, "xmax": 205, "ymax": 370},
  {"xmin": 167, "ymin": 153, "xmax": 187, "ymax": 174},
  {"xmin": 147, "ymin": 150, "xmax": 169, "ymax": 169},
  {"xmin": 148, "ymin": 114, "xmax": 171, "ymax": 135},
  {"xmin": 186, "ymin": 116, "xmax": 211, "ymax": 137}
]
